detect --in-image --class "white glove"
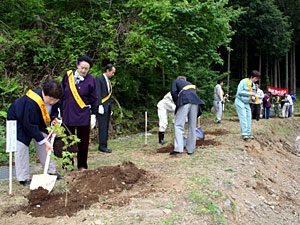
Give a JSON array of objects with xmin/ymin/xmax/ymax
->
[
  {"xmin": 56, "ymin": 118, "xmax": 62, "ymax": 126},
  {"xmin": 90, "ymin": 114, "xmax": 96, "ymax": 129},
  {"xmin": 51, "ymin": 118, "xmax": 62, "ymax": 127},
  {"xmin": 98, "ymin": 105, "xmax": 104, "ymax": 114},
  {"xmin": 111, "ymin": 111, "xmax": 113, "ymax": 116}
]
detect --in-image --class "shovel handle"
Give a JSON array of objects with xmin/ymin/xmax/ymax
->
[
  {"xmin": 43, "ymin": 151, "xmax": 51, "ymax": 174},
  {"xmin": 43, "ymin": 134, "xmax": 56, "ymax": 175}
]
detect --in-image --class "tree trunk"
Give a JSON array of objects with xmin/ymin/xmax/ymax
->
[
  {"xmin": 270, "ymin": 62, "xmax": 273, "ymax": 86},
  {"xmin": 227, "ymin": 50, "xmax": 231, "ymax": 93},
  {"xmin": 293, "ymin": 42, "xmax": 296, "ymax": 93},
  {"xmin": 162, "ymin": 67, "xmax": 165, "ymax": 87},
  {"xmin": 274, "ymin": 58, "xmax": 278, "ymax": 87},
  {"xmin": 244, "ymin": 37, "xmax": 248, "ymax": 77},
  {"xmin": 266, "ymin": 56, "xmax": 269, "ymax": 86},
  {"xmin": 285, "ymin": 52, "xmax": 289, "ymax": 89},
  {"xmin": 290, "ymin": 47, "xmax": 293, "ymax": 92},
  {"xmin": 259, "ymin": 53, "xmax": 261, "ymax": 85},
  {"xmin": 278, "ymin": 60, "xmax": 281, "ymax": 88}
]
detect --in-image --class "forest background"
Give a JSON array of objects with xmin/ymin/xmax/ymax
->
[{"xmin": 0, "ymin": 0, "xmax": 299, "ymax": 157}]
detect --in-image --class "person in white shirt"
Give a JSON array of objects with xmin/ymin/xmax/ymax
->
[
  {"xmin": 287, "ymin": 94, "xmax": 293, "ymax": 117},
  {"xmin": 281, "ymin": 93, "xmax": 290, "ymax": 118},
  {"xmin": 157, "ymin": 92, "xmax": 176, "ymax": 145},
  {"xmin": 251, "ymin": 84, "xmax": 264, "ymax": 121},
  {"xmin": 213, "ymin": 80, "xmax": 224, "ymax": 123}
]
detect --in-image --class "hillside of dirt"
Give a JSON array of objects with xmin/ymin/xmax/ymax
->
[{"xmin": 0, "ymin": 115, "xmax": 299, "ymax": 225}]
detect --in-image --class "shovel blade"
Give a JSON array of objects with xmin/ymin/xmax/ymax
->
[{"xmin": 30, "ymin": 174, "xmax": 57, "ymax": 193}]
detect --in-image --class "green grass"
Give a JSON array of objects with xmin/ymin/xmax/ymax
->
[
  {"xmin": 224, "ymin": 167, "xmax": 237, "ymax": 173},
  {"xmin": 189, "ymin": 174, "xmax": 211, "ymax": 186},
  {"xmin": 188, "ymin": 191, "xmax": 227, "ymax": 225},
  {"xmin": 160, "ymin": 214, "xmax": 180, "ymax": 225},
  {"xmin": 223, "ymin": 179, "xmax": 233, "ymax": 185}
]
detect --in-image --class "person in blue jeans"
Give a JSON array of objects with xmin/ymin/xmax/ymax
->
[
  {"xmin": 234, "ymin": 70, "xmax": 261, "ymax": 141},
  {"xmin": 263, "ymin": 92, "xmax": 271, "ymax": 119}
]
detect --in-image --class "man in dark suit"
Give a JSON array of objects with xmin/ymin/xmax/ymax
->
[{"xmin": 95, "ymin": 64, "xmax": 116, "ymax": 153}]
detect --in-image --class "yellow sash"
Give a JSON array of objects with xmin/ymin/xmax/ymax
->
[
  {"xmin": 26, "ymin": 90, "xmax": 51, "ymax": 126},
  {"xmin": 102, "ymin": 80, "xmax": 112, "ymax": 103},
  {"xmin": 67, "ymin": 70, "xmax": 87, "ymax": 109},
  {"xmin": 183, "ymin": 84, "xmax": 196, "ymax": 90},
  {"xmin": 245, "ymin": 78, "xmax": 258, "ymax": 103}
]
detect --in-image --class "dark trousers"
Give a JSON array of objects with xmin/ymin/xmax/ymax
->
[
  {"xmin": 264, "ymin": 107, "xmax": 270, "ymax": 119},
  {"xmin": 97, "ymin": 106, "xmax": 111, "ymax": 150},
  {"xmin": 252, "ymin": 104, "xmax": 261, "ymax": 121},
  {"xmin": 66, "ymin": 125, "xmax": 90, "ymax": 169}
]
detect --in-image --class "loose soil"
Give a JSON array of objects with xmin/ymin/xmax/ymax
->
[
  {"xmin": 9, "ymin": 162, "xmax": 151, "ymax": 218},
  {"xmin": 205, "ymin": 128, "xmax": 230, "ymax": 135},
  {"xmin": 156, "ymin": 139, "xmax": 221, "ymax": 153}
]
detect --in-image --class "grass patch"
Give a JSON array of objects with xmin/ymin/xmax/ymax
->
[
  {"xmin": 189, "ymin": 174, "xmax": 211, "ymax": 186},
  {"xmin": 160, "ymin": 214, "xmax": 180, "ymax": 225},
  {"xmin": 224, "ymin": 167, "xmax": 237, "ymax": 173},
  {"xmin": 188, "ymin": 191, "xmax": 227, "ymax": 225},
  {"xmin": 223, "ymin": 179, "xmax": 233, "ymax": 185}
]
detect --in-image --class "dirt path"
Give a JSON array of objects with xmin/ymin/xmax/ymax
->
[{"xmin": 0, "ymin": 116, "xmax": 300, "ymax": 225}]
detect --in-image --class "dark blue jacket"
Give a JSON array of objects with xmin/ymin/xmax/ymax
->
[
  {"xmin": 171, "ymin": 79, "xmax": 205, "ymax": 113},
  {"xmin": 95, "ymin": 75, "xmax": 112, "ymax": 112},
  {"xmin": 7, "ymin": 89, "xmax": 60, "ymax": 146}
]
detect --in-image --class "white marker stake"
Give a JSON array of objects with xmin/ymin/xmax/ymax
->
[
  {"xmin": 6, "ymin": 120, "xmax": 17, "ymax": 195},
  {"xmin": 145, "ymin": 111, "xmax": 148, "ymax": 145}
]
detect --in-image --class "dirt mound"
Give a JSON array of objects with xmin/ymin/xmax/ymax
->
[
  {"xmin": 157, "ymin": 139, "xmax": 221, "ymax": 153},
  {"xmin": 205, "ymin": 129, "xmax": 230, "ymax": 135},
  {"xmin": 157, "ymin": 144, "xmax": 174, "ymax": 153},
  {"xmin": 196, "ymin": 139, "xmax": 221, "ymax": 146},
  {"xmin": 22, "ymin": 162, "xmax": 148, "ymax": 218}
]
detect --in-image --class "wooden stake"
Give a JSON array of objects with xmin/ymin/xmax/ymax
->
[
  {"xmin": 9, "ymin": 150, "xmax": 12, "ymax": 195},
  {"xmin": 145, "ymin": 111, "xmax": 148, "ymax": 145}
]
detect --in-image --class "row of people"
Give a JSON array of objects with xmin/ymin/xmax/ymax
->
[
  {"xmin": 7, "ymin": 56, "xmax": 115, "ymax": 185},
  {"xmin": 251, "ymin": 90, "xmax": 295, "ymax": 120}
]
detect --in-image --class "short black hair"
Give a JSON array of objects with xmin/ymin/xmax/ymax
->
[
  {"xmin": 250, "ymin": 70, "xmax": 261, "ymax": 79},
  {"xmin": 77, "ymin": 56, "xmax": 93, "ymax": 68},
  {"xmin": 43, "ymin": 80, "xmax": 64, "ymax": 99},
  {"xmin": 105, "ymin": 63, "xmax": 114, "ymax": 72},
  {"xmin": 217, "ymin": 80, "xmax": 223, "ymax": 84}
]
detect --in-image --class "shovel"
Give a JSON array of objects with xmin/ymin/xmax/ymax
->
[{"xmin": 30, "ymin": 132, "xmax": 57, "ymax": 192}]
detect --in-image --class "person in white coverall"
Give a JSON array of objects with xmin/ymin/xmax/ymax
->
[
  {"xmin": 157, "ymin": 92, "xmax": 176, "ymax": 144},
  {"xmin": 213, "ymin": 80, "xmax": 224, "ymax": 123}
]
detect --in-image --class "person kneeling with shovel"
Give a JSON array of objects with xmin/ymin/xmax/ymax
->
[{"xmin": 7, "ymin": 80, "xmax": 64, "ymax": 186}]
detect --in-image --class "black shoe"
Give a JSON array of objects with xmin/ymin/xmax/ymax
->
[
  {"xmin": 159, "ymin": 140, "xmax": 165, "ymax": 145},
  {"xmin": 187, "ymin": 152, "xmax": 194, "ymax": 155},
  {"xmin": 48, "ymin": 172, "xmax": 63, "ymax": 180},
  {"xmin": 169, "ymin": 151, "xmax": 181, "ymax": 155},
  {"xmin": 19, "ymin": 179, "xmax": 31, "ymax": 186},
  {"xmin": 99, "ymin": 148, "xmax": 112, "ymax": 153}
]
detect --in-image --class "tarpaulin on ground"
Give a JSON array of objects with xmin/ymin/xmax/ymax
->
[{"xmin": 267, "ymin": 86, "xmax": 288, "ymax": 96}]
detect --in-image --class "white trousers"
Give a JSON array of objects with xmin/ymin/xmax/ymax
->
[
  {"xmin": 282, "ymin": 103, "xmax": 289, "ymax": 118},
  {"xmin": 213, "ymin": 100, "xmax": 223, "ymax": 121},
  {"xmin": 158, "ymin": 108, "xmax": 174, "ymax": 132},
  {"xmin": 15, "ymin": 133, "xmax": 56, "ymax": 181}
]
